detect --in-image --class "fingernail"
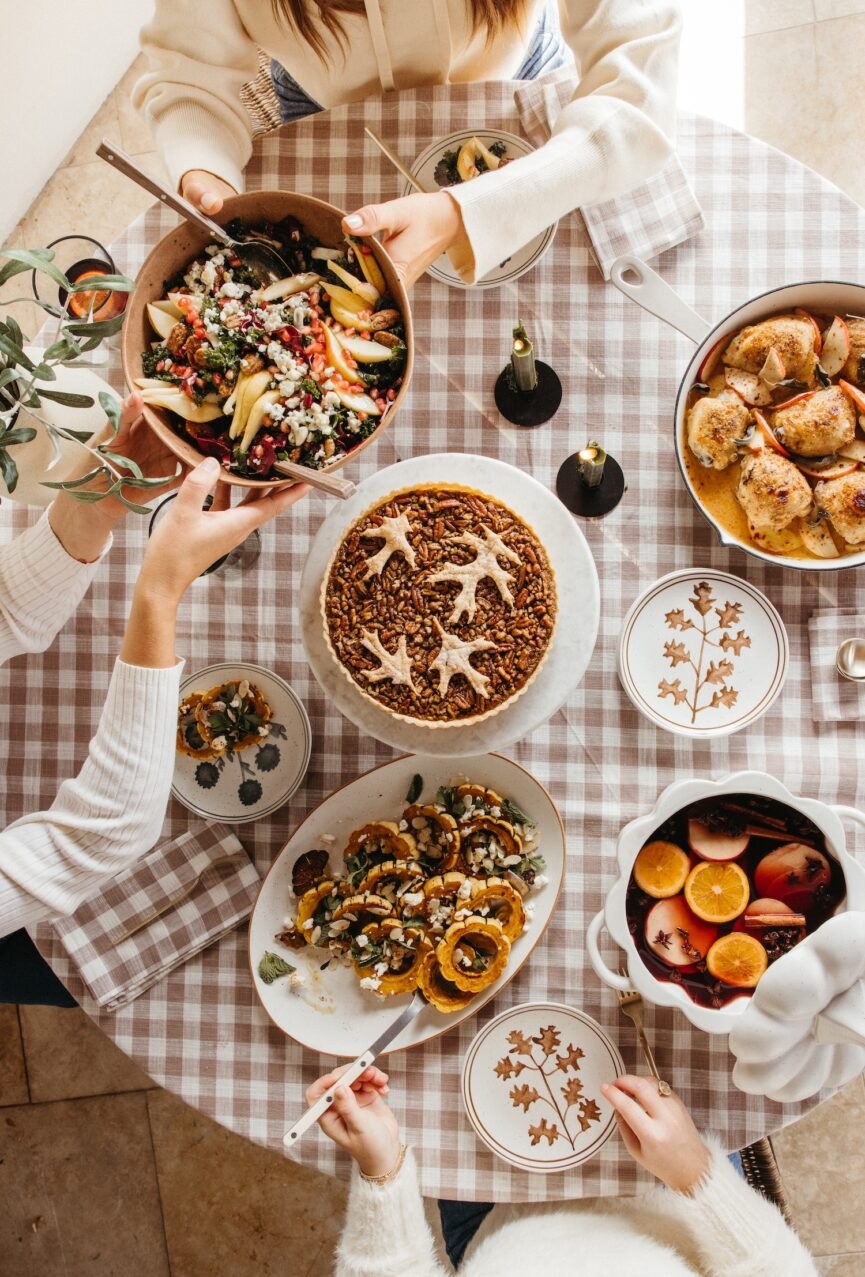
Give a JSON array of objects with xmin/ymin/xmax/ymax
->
[
  {"xmin": 200, "ymin": 457, "xmax": 220, "ymax": 476},
  {"xmin": 201, "ymin": 195, "xmax": 218, "ymax": 212},
  {"xmin": 345, "ymin": 214, "xmax": 363, "ymax": 229}
]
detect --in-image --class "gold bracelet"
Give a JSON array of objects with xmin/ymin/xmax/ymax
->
[{"xmin": 360, "ymin": 1144, "xmax": 407, "ymax": 1186}]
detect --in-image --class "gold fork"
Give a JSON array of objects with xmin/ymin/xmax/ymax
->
[{"xmin": 616, "ymin": 968, "xmax": 672, "ymax": 1097}]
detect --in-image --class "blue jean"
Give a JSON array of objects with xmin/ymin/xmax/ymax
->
[
  {"xmin": 271, "ymin": 0, "xmax": 569, "ymax": 124},
  {"xmin": 0, "ymin": 928, "xmax": 76, "ymax": 1006}
]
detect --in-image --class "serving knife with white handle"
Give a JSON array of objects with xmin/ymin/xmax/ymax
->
[{"xmin": 284, "ymin": 991, "xmax": 426, "ymax": 1147}]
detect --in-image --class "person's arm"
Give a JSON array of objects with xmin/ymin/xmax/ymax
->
[
  {"xmin": 448, "ymin": 0, "xmax": 681, "ymax": 282},
  {"xmin": 604, "ymin": 1076, "xmax": 817, "ymax": 1277},
  {"xmin": 0, "ymin": 460, "xmax": 308, "ymax": 937},
  {"xmin": 133, "ymin": 0, "xmax": 259, "ymax": 199}
]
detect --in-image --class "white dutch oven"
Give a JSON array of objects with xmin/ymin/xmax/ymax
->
[
  {"xmin": 587, "ymin": 770, "xmax": 865, "ymax": 1037},
  {"xmin": 609, "ymin": 256, "xmax": 865, "ymax": 572}
]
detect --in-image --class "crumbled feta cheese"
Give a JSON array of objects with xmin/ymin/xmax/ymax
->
[
  {"xmin": 301, "ymin": 918, "xmax": 314, "ymax": 931},
  {"xmin": 355, "ymin": 933, "xmax": 369, "ymax": 949},
  {"xmin": 402, "ymin": 891, "xmax": 424, "ymax": 907},
  {"xmin": 210, "ymin": 735, "xmax": 227, "ymax": 752},
  {"xmin": 288, "ymin": 971, "xmax": 306, "ymax": 994},
  {"xmin": 533, "ymin": 873, "xmax": 549, "ymax": 889},
  {"xmin": 457, "ymin": 879, "xmax": 473, "ymax": 900},
  {"xmin": 359, "ymin": 975, "xmax": 381, "ymax": 991}
]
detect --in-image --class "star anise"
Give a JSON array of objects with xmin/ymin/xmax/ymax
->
[
  {"xmin": 805, "ymin": 855, "xmax": 825, "ymax": 879},
  {"xmin": 653, "ymin": 929, "xmax": 673, "ymax": 950}
]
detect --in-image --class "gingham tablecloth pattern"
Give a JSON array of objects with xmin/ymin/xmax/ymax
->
[{"xmin": 7, "ymin": 85, "xmax": 864, "ymax": 1202}]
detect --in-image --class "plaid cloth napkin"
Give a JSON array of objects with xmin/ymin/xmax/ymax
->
[
  {"xmin": 514, "ymin": 68, "xmax": 705, "ymax": 278},
  {"xmin": 808, "ymin": 609, "xmax": 865, "ymax": 723},
  {"xmin": 52, "ymin": 824, "xmax": 260, "ymax": 1011}
]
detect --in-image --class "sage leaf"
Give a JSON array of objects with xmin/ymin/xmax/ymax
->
[
  {"xmin": 257, "ymin": 951, "xmax": 296, "ymax": 984},
  {"xmin": 36, "ymin": 389, "xmax": 95, "ymax": 408}
]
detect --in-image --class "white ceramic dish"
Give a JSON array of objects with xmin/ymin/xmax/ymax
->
[
  {"xmin": 403, "ymin": 130, "xmax": 557, "ymax": 289},
  {"xmin": 587, "ymin": 770, "xmax": 865, "ymax": 1035},
  {"xmin": 299, "ymin": 454, "xmax": 599, "ymax": 757},
  {"xmin": 248, "ymin": 752, "xmax": 565, "ymax": 1057},
  {"xmin": 461, "ymin": 1002, "xmax": 623, "ymax": 1173},
  {"xmin": 609, "ymin": 256, "xmax": 865, "ymax": 572},
  {"xmin": 617, "ymin": 569, "xmax": 789, "ymax": 738},
  {"xmin": 171, "ymin": 663, "xmax": 311, "ymax": 825}
]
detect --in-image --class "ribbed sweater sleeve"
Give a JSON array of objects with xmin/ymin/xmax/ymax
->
[
  {"xmin": 448, "ymin": 0, "xmax": 681, "ymax": 281},
  {"xmin": 674, "ymin": 1143, "xmax": 817, "ymax": 1277},
  {"xmin": 0, "ymin": 658, "xmax": 183, "ymax": 937},
  {"xmin": 0, "ymin": 510, "xmax": 108, "ymax": 662},
  {"xmin": 336, "ymin": 1152, "xmax": 447, "ymax": 1277}
]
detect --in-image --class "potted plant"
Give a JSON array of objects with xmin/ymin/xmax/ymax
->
[{"xmin": 0, "ymin": 246, "xmax": 172, "ymax": 512}]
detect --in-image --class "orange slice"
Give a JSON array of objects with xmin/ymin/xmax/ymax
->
[
  {"xmin": 633, "ymin": 841, "xmax": 690, "ymax": 899},
  {"xmin": 69, "ymin": 270, "xmax": 112, "ymax": 319},
  {"xmin": 706, "ymin": 933, "xmax": 768, "ymax": 988},
  {"xmin": 684, "ymin": 860, "xmax": 750, "ymax": 924}
]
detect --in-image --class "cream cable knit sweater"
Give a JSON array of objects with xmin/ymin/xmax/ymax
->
[
  {"xmin": 133, "ymin": 0, "xmax": 681, "ymax": 281},
  {"xmin": 0, "ymin": 512, "xmax": 181, "ymax": 937},
  {"xmin": 336, "ymin": 1145, "xmax": 816, "ymax": 1277}
]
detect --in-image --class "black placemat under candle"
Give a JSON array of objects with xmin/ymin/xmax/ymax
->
[
  {"xmin": 494, "ymin": 362, "xmax": 562, "ymax": 427},
  {"xmin": 556, "ymin": 453, "xmax": 626, "ymax": 517}
]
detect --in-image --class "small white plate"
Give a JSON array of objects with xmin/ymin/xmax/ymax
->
[
  {"xmin": 462, "ymin": 1002, "xmax": 624, "ymax": 1173},
  {"xmin": 248, "ymin": 753, "xmax": 565, "ymax": 1057},
  {"xmin": 171, "ymin": 662, "xmax": 311, "ymax": 824},
  {"xmin": 403, "ymin": 129, "xmax": 557, "ymax": 289},
  {"xmin": 618, "ymin": 569, "xmax": 789, "ymax": 739}
]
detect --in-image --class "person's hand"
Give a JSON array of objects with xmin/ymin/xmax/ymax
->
[
  {"xmin": 138, "ymin": 457, "xmax": 308, "ymax": 605},
  {"xmin": 602, "ymin": 1075, "xmax": 711, "ymax": 1195},
  {"xmin": 180, "ymin": 170, "xmax": 238, "ymax": 216},
  {"xmin": 307, "ymin": 1064, "xmax": 402, "ymax": 1179},
  {"xmin": 342, "ymin": 191, "xmax": 469, "ymax": 288},
  {"xmin": 48, "ymin": 391, "xmax": 181, "ymax": 563}
]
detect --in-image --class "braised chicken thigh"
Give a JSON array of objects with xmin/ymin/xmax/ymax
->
[
  {"xmin": 771, "ymin": 386, "xmax": 856, "ymax": 457},
  {"xmin": 686, "ymin": 395, "xmax": 750, "ymax": 469},
  {"xmin": 814, "ymin": 471, "xmax": 865, "ymax": 545},
  {"xmin": 736, "ymin": 451, "xmax": 813, "ymax": 533},
  {"xmin": 723, "ymin": 315, "xmax": 817, "ymax": 380}
]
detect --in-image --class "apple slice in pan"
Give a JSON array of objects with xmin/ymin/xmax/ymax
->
[
  {"xmin": 819, "ymin": 316, "xmax": 851, "ymax": 378},
  {"xmin": 839, "ymin": 379, "xmax": 865, "ymax": 413},
  {"xmin": 725, "ymin": 367, "xmax": 774, "ymax": 406},
  {"xmin": 758, "ymin": 347, "xmax": 786, "ymax": 388},
  {"xmin": 751, "ymin": 409, "xmax": 791, "ymax": 456},
  {"xmin": 747, "ymin": 521, "xmax": 802, "ymax": 555},
  {"xmin": 687, "ymin": 818, "xmax": 750, "ymax": 862},
  {"xmin": 771, "ymin": 389, "xmax": 817, "ymax": 413},
  {"xmin": 794, "ymin": 307, "xmax": 823, "ymax": 354},
  {"xmin": 839, "ymin": 438, "xmax": 865, "ymax": 463},
  {"xmin": 698, "ymin": 336, "xmax": 726, "ymax": 382},
  {"xmin": 795, "ymin": 457, "xmax": 859, "ymax": 480},
  {"xmin": 799, "ymin": 517, "xmax": 840, "ymax": 558}
]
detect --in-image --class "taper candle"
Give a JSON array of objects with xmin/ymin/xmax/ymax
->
[
  {"xmin": 511, "ymin": 320, "xmax": 538, "ymax": 393},
  {"xmin": 578, "ymin": 441, "xmax": 606, "ymax": 488}
]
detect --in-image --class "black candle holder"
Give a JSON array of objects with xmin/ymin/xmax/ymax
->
[
  {"xmin": 555, "ymin": 451, "xmax": 626, "ymax": 517},
  {"xmin": 494, "ymin": 361, "xmax": 562, "ymax": 428}
]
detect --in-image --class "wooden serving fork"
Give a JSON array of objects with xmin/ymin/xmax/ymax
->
[{"xmin": 616, "ymin": 969, "xmax": 672, "ymax": 1096}]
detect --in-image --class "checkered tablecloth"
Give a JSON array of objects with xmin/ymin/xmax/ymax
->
[{"xmin": 10, "ymin": 84, "xmax": 865, "ymax": 1203}]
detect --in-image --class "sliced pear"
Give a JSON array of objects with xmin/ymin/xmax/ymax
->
[
  {"xmin": 222, "ymin": 371, "xmax": 249, "ymax": 418},
  {"xmin": 139, "ymin": 390, "xmax": 224, "ymax": 422},
  {"xmin": 457, "ymin": 140, "xmax": 481, "ymax": 182},
  {"xmin": 335, "ymin": 388, "xmax": 381, "ymax": 416},
  {"xmin": 330, "ymin": 300, "xmax": 367, "ymax": 328},
  {"xmin": 229, "ymin": 370, "xmax": 272, "ymax": 440},
  {"xmin": 238, "ymin": 390, "xmax": 281, "ymax": 455},
  {"xmin": 339, "ymin": 333, "xmax": 394, "ymax": 364},
  {"xmin": 321, "ymin": 325, "xmax": 357, "ymax": 381},
  {"xmin": 348, "ymin": 236, "xmax": 387, "ymax": 294},
  {"xmin": 256, "ymin": 272, "xmax": 321, "ymax": 303},
  {"xmin": 152, "ymin": 297, "xmax": 184, "ymax": 319},
  {"xmin": 474, "ymin": 138, "xmax": 501, "ymax": 170},
  {"xmin": 136, "ymin": 377, "xmax": 176, "ymax": 390},
  {"xmin": 327, "ymin": 261, "xmax": 379, "ymax": 306},
  {"xmin": 800, "ymin": 517, "xmax": 840, "ymax": 558},
  {"xmin": 323, "ymin": 283, "xmax": 368, "ymax": 315},
  {"xmin": 146, "ymin": 303, "xmax": 180, "ymax": 341}
]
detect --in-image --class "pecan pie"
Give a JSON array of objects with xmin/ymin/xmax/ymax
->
[{"xmin": 321, "ymin": 484, "xmax": 557, "ymax": 725}]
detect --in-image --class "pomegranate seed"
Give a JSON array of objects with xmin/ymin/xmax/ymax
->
[{"xmin": 304, "ymin": 393, "xmax": 313, "ymax": 407}]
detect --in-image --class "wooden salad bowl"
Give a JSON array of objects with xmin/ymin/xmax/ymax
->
[{"xmin": 121, "ymin": 190, "xmax": 413, "ymax": 490}]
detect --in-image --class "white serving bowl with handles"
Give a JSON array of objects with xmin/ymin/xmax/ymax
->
[
  {"xmin": 609, "ymin": 256, "xmax": 865, "ymax": 572},
  {"xmin": 587, "ymin": 770, "xmax": 865, "ymax": 1036}
]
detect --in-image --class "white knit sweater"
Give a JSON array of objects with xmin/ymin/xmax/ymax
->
[
  {"xmin": 337, "ymin": 1145, "xmax": 817, "ymax": 1277},
  {"xmin": 133, "ymin": 0, "xmax": 681, "ymax": 281},
  {"xmin": 0, "ymin": 511, "xmax": 181, "ymax": 938}
]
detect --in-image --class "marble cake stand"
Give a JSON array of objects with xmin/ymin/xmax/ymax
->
[{"xmin": 299, "ymin": 453, "xmax": 600, "ymax": 757}]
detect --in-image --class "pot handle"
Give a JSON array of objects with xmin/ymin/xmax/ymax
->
[
  {"xmin": 609, "ymin": 255, "xmax": 712, "ymax": 345},
  {"xmin": 586, "ymin": 911, "xmax": 630, "ymax": 992}
]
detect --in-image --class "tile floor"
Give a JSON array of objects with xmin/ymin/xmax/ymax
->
[{"xmin": 3, "ymin": 3, "xmax": 865, "ymax": 1273}]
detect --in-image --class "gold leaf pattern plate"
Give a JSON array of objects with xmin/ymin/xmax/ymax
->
[
  {"xmin": 461, "ymin": 1003, "xmax": 623, "ymax": 1174},
  {"xmin": 617, "ymin": 569, "xmax": 789, "ymax": 739}
]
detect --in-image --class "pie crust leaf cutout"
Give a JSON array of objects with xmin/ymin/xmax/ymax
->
[
  {"xmin": 359, "ymin": 630, "xmax": 418, "ymax": 692},
  {"xmin": 429, "ymin": 620, "xmax": 496, "ymax": 698},
  {"xmin": 429, "ymin": 526, "xmax": 520, "ymax": 623},
  {"xmin": 360, "ymin": 513, "xmax": 417, "ymax": 579}
]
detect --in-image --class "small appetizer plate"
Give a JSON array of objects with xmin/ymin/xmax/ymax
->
[
  {"xmin": 403, "ymin": 129, "xmax": 557, "ymax": 289},
  {"xmin": 172, "ymin": 662, "xmax": 311, "ymax": 824},
  {"xmin": 462, "ymin": 1002, "xmax": 624, "ymax": 1173},
  {"xmin": 617, "ymin": 569, "xmax": 789, "ymax": 739},
  {"xmin": 248, "ymin": 753, "xmax": 565, "ymax": 1057}
]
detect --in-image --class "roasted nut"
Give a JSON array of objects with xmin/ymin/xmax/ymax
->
[{"xmin": 369, "ymin": 309, "xmax": 401, "ymax": 331}]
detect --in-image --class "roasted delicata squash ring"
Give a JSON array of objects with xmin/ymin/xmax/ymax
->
[
  {"xmin": 194, "ymin": 680, "xmax": 272, "ymax": 754},
  {"xmin": 403, "ymin": 805, "xmax": 461, "ymax": 870},
  {"xmin": 343, "ymin": 821, "xmax": 417, "ymax": 864},
  {"xmin": 466, "ymin": 878, "xmax": 526, "ymax": 943},
  {"xmin": 460, "ymin": 816, "xmax": 522, "ymax": 865},
  {"xmin": 455, "ymin": 783, "xmax": 505, "ymax": 810},
  {"xmin": 330, "ymin": 892, "xmax": 394, "ymax": 925},
  {"xmin": 356, "ymin": 859, "xmax": 425, "ymax": 897},
  {"xmin": 417, "ymin": 950, "xmax": 475, "ymax": 1013},
  {"xmin": 353, "ymin": 919, "xmax": 433, "ymax": 995},
  {"xmin": 295, "ymin": 881, "xmax": 337, "ymax": 940},
  {"xmin": 437, "ymin": 916, "xmax": 511, "ymax": 992},
  {"xmin": 422, "ymin": 871, "xmax": 476, "ymax": 906},
  {"xmin": 176, "ymin": 693, "xmax": 220, "ymax": 759}
]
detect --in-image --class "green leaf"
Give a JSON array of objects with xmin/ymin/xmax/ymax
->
[
  {"xmin": 503, "ymin": 798, "xmax": 534, "ymax": 828},
  {"xmin": 98, "ymin": 390, "xmax": 122, "ymax": 432},
  {"xmin": 257, "ymin": 951, "xmax": 296, "ymax": 984},
  {"xmin": 0, "ymin": 247, "xmax": 71, "ymax": 291},
  {"xmin": 36, "ymin": 389, "xmax": 95, "ymax": 408},
  {"xmin": 64, "ymin": 313, "xmax": 125, "ymax": 339},
  {"xmin": 5, "ymin": 316, "xmax": 23, "ymax": 347},
  {"xmin": 0, "ymin": 427, "xmax": 37, "ymax": 446},
  {"xmin": 0, "ymin": 448, "xmax": 19, "ymax": 493},
  {"xmin": 405, "ymin": 773, "xmax": 423, "ymax": 804},
  {"xmin": 42, "ymin": 338, "xmax": 81, "ymax": 363},
  {"xmin": 117, "ymin": 471, "xmax": 177, "ymax": 490},
  {"xmin": 41, "ymin": 467, "xmax": 105, "ymax": 490},
  {"xmin": 33, "ymin": 363, "xmax": 57, "ymax": 382},
  {"xmin": 57, "ymin": 428, "xmax": 94, "ymax": 443},
  {"xmin": 98, "ymin": 448, "xmax": 143, "ymax": 479},
  {"xmin": 117, "ymin": 494, "xmax": 153, "ymax": 516},
  {"xmin": 68, "ymin": 272, "xmax": 134, "ymax": 293},
  {"xmin": 0, "ymin": 335, "xmax": 34, "ymax": 371},
  {"xmin": 0, "ymin": 368, "xmax": 22, "ymax": 389}
]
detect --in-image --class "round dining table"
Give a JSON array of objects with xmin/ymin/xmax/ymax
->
[{"xmin": 10, "ymin": 79, "xmax": 865, "ymax": 1203}]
